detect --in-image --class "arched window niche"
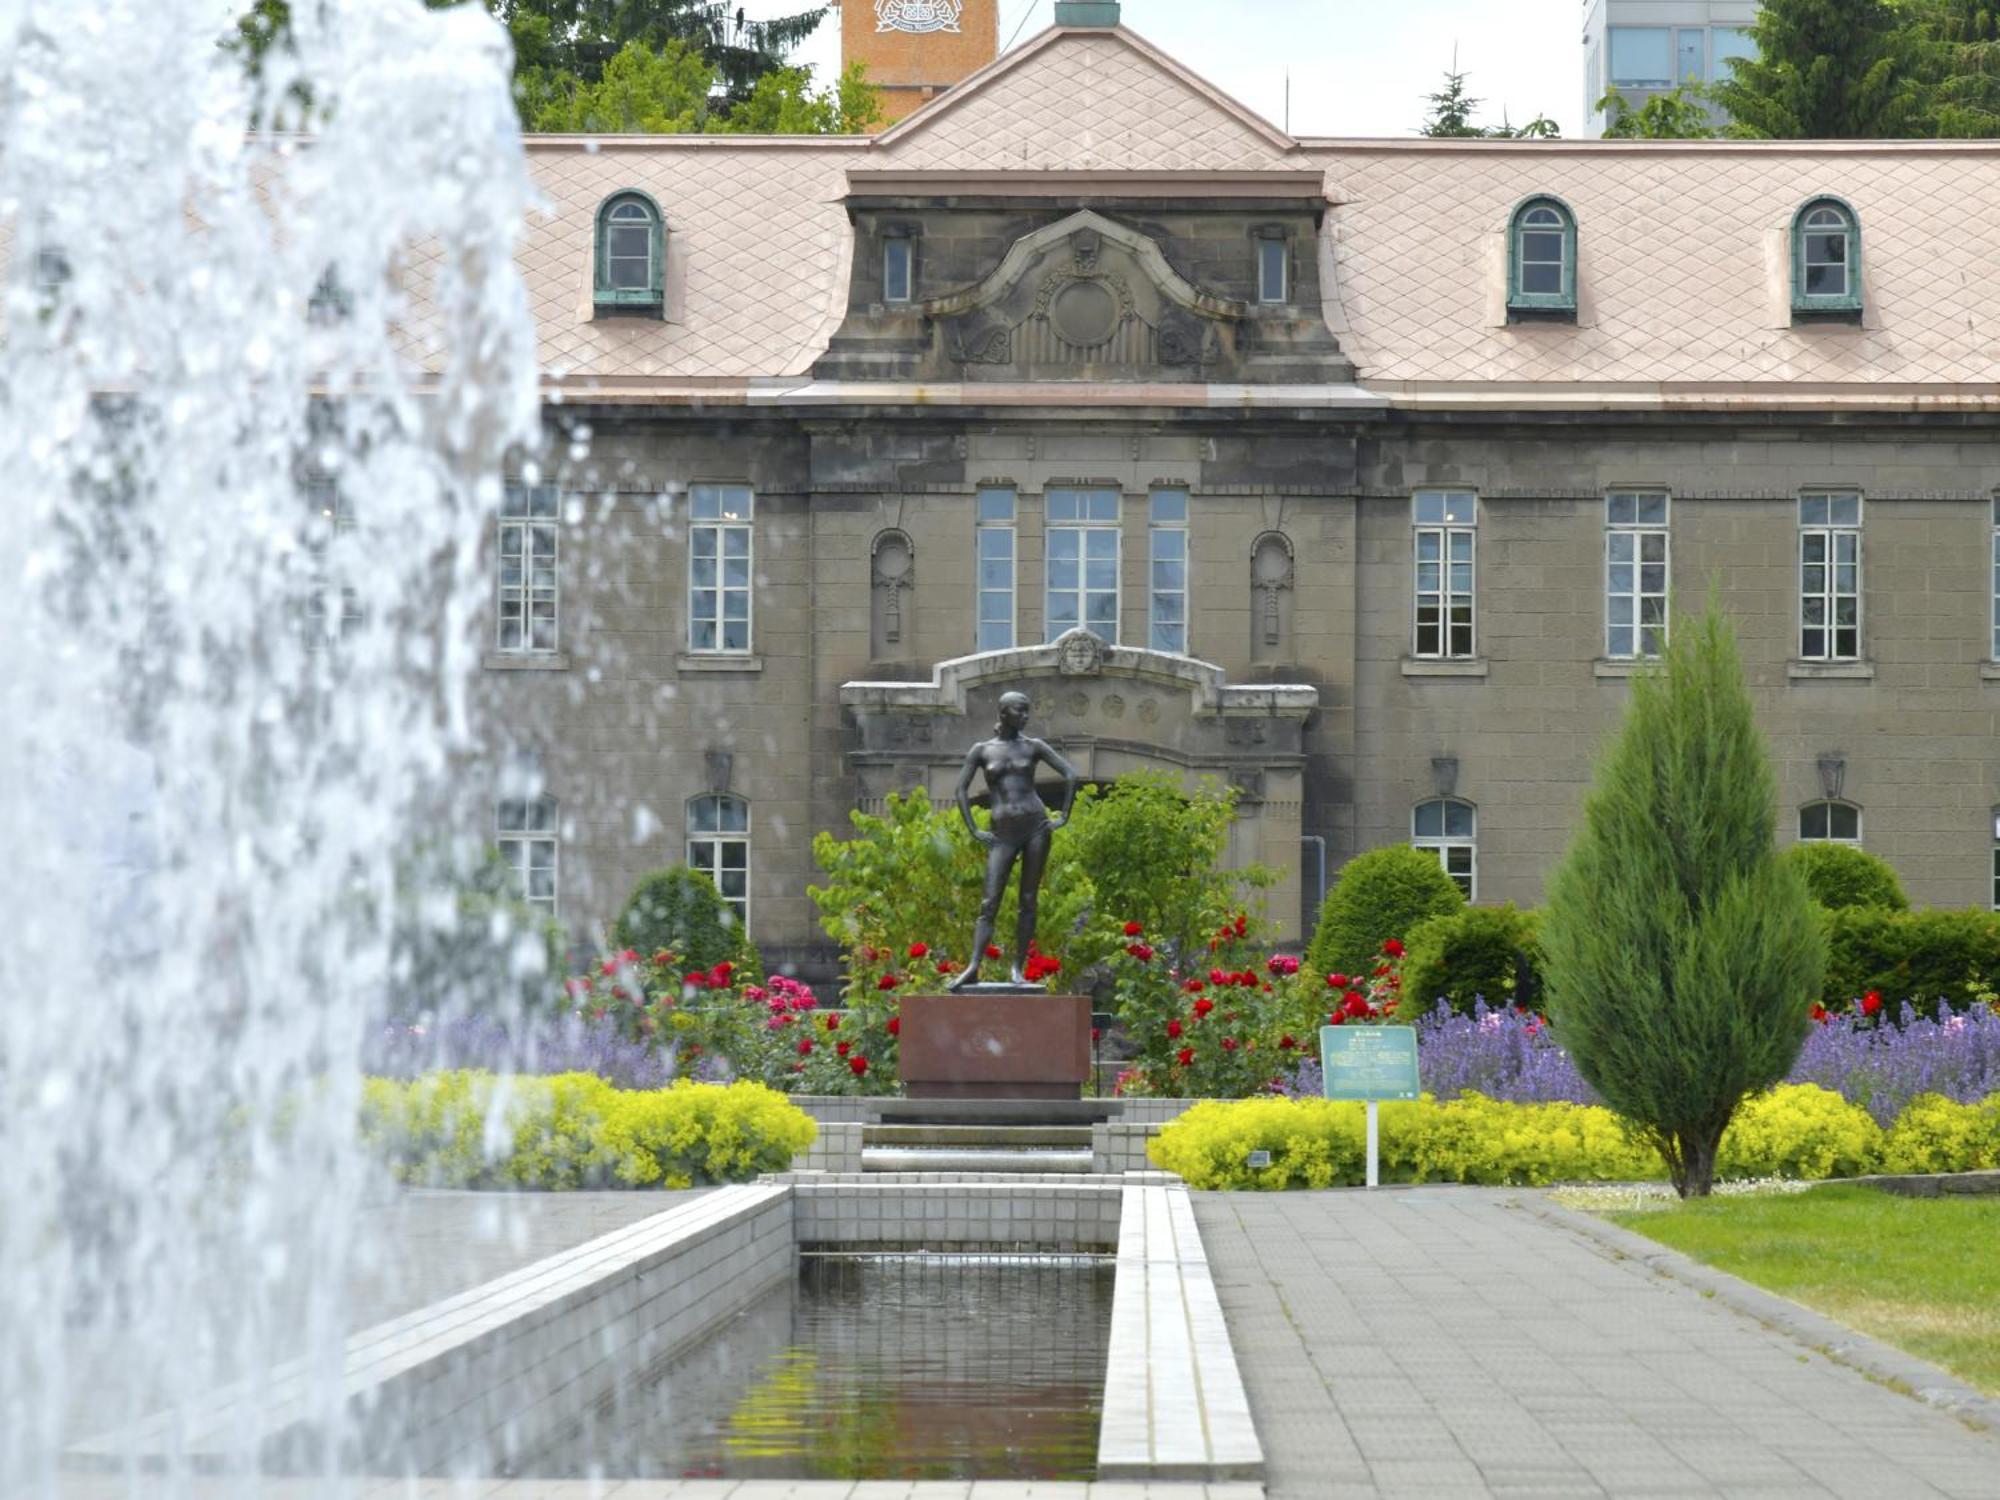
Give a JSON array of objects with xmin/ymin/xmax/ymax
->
[
  {"xmin": 594, "ymin": 190, "xmax": 666, "ymax": 317},
  {"xmin": 1791, "ymin": 197, "xmax": 1861, "ymax": 320},
  {"xmin": 1506, "ymin": 195, "xmax": 1577, "ymax": 320}
]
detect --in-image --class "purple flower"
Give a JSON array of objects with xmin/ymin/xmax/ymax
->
[
  {"xmin": 361, "ymin": 1012, "xmax": 672, "ymax": 1089},
  {"xmin": 1788, "ymin": 1001, "xmax": 2000, "ymax": 1125}
]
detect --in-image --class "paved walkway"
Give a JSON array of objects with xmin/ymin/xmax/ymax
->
[{"xmin": 1194, "ymin": 1187, "xmax": 2000, "ymax": 1500}]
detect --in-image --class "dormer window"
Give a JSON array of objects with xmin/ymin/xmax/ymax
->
[
  {"xmin": 1254, "ymin": 230, "xmax": 1287, "ymax": 305},
  {"xmin": 883, "ymin": 231, "xmax": 914, "ymax": 305},
  {"xmin": 1507, "ymin": 196, "xmax": 1576, "ymax": 318},
  {"xmin": 1792, "ymin": 197, "xmax": 1860, "ymax": 318},
  {"xmin": 594, "ymin": 190, "xmax": 664, "ymax": 316}
]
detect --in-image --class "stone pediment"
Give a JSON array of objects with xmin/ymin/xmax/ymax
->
[{"xmin": 929, "ymin": 211, "xmax": 1234, "ymax": 376}]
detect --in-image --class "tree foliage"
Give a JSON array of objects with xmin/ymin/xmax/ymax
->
[
  {"xmin": 1598, "ymin": 84, "xmax": 1720, "ymax": 138},
  {"xmin": 1710, "ymin": 0, "xmax": 1923, "ymax": 136},
  {"xmin": 1540, "ymin": 599, "xmax": 1825, "ymax": 1199},
  {"xmin": 610, "ymin": 865, "xmax": 760, "ymax": 975},
  {"xmin": 1419, "ymin": 62, "xmax": 1560, "ymax": 138},
  {"xmin": 235, "ymin": 0, "xmax": 877, "ymax": 135},
  {"xmin": 1306, "ymin": 844, "xmax": 1465, "ymax": 980}
]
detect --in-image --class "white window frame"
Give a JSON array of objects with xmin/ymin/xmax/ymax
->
[
  {"xmin": 976, "ymin": 486, "xmax": 1016, "ymax": 652},
  {"xmin": 1798, "ymin": 492, "xmax": 1862, "ymax": 663},
  {"xmin": 1045, "ymin": 487, "xmax": 1121, "ymax": 642},
  {"xmin": 1991, "ymin": 808, "xmax": 2000, "ymax": 911},
  {"xmin": 1148, "ymin": 487, "xmax": 1189, "ymax": 654},
  {"xmin": 1605, "ymin": 491, "xmax": 1669, "ymax": 660},
  {"xmin": 689, "ymin": 483, "xmax": 754, "ymax": 654},
  {"xmin": 883, "ymin": 237, "xmax": 913, "ymax": 304},
  {"xmin": 687, "ymin": 793, "xmax": 751, "ymax": 934},
  {"xmin": 1256, "ymin": 237, "xmax": 1287, "ymax": 305},
  {"xmin": 1798, "ymin": 800, "xmax": 1862, "ymax": 846},
  {"xmin": 1412, "ymin": 490, "xmax": 1477, "ymax": 660},
  {"xmin": 1412, "ymin": 798, "xmax": 1477, "ymax": 901},
  {"xmin": 1989, "ymin": 496, "xmax": 2000, "ymax": 661},
  {"xmin": 497, "ymin": 794, "xmax": 559, "ymax": 917},
  {"xmin": 497, "ymin": 481, "xmax": 559, "ymax": 655}
]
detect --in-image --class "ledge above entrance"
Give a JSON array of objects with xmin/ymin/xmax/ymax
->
[{"xmin": 839, "ymin": 628, "xmax": 1318, "ymax": 722}]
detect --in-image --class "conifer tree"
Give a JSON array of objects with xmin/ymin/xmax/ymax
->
[{"xmin": 1540, "ymin": 599, "xmax": 1823, "ymax": 1198}]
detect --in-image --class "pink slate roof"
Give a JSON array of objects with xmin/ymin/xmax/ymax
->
[{"xmin": 510, "ymin": 23, "xmax": 2000, "ymax": 406}]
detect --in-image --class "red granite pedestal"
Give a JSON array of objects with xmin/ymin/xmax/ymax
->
[{"xmin": 897, "ymin": 991, "xmax": 1092, "ymax": 1100}]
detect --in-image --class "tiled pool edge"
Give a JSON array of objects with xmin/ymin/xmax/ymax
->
[{"xmin": 64, "ymin": 1174, "xmax": 1263, "ymax": 1489}]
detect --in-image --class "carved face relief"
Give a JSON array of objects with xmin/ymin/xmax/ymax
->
[
  {"xmin": 875, "ymin": 0, "xmax": 962, "ymax": 32},
  {"xmin": 1055, "ymin": 630, "xmax": 1108, "ymax": 677}
]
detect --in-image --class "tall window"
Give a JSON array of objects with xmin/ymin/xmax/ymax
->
[
  {"xmin": 304, "ymin": 473, "xmax": 362, "ymax": 648},
  {"xmin": 1413, "ymin": 799, "xmax": 1476, "ymax": 900},
  {"xmin": 883, "ymin": 235, "xmax": 913, "ymax": 304},
  {"xmin": 1792, "ymin": 198, "xmax": 1860, "ymax": 315},
  {"xmin": 497, "ymin": 482, "xmax": 559, "ymax": 654},
  {"xmin": 1149, "ymin": 488, "xmax": 1188, "ymax": 653},
  {"xmin": 1045, "ymin": 487, "xmax": 1120, "ymax": 641},
  {"xmin": 1991, "ymin": 809, "xmax": 2000, "ymax": 910},
  {"xmin": 1799, "ymin": 492, "xmax": 1861, "ymax": 662},
  {"xmin": 1256, "ymin": 236, "xmax": 1287, "ymax": 304},
  {"xmin": 1413, "ymin": 490, "xmax": 1476, "ymax": 659},
  {"xmin": 593, "ymin": 191, "xmax": 665, "ymax": 314},
  {"xmin": 1608, "ymin": 27, "xmax": 1671, "ymax": 87},
  {"xmin": 1799, "ymin": 801, "xmax": 1861, "ymax": 845},
  {"xmin": 497, "ymin": 794, "xmax": 559, "ymax": 917},
  {"xmin": 689, "ymin": 483, "xmax": 753, "ymax": 653},
  {"xmin": 1605, "ymin": 491, "xmax": 1668, "ymax": 659},
  {"xmin": 1990, "ymin": 497, "xmax": 1999, "ymax": 660},
  {"xmin": 687, "ymin": 794, "xmax": 750, "ymax": 932},
  {"xmin": 1508, "ymin": 197, "xmax": 1576, "ymax": 314},
  {"xmin": 976, "ymin": 487, "xmax": 1016, "ymax": 651}
]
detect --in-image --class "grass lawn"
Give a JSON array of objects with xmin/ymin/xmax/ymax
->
[{"xmin": 1609, "ymin": 1184, "xmax": 2000, "ymax": 1397}]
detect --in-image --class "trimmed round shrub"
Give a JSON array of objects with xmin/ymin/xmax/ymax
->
[
  {"xmin": 1880, "ymin": 1093, "xmax": 2000, "ymax": 1175},
  {"xmin": 1306, "ymin": 844, "xmax": 1464, "ymax": 980},
  {"xmin": 1818, "ymin": 906, "xmax": 2000, "ymax": 1020},
  {"xmin": 1782, "ymin": 842, "xmax": 1908, "ymax": 911},
  {"xmin": 611, "ymin": 865, "xmax": 759, "ymax": 975},
  {"xmin": 1401, "ymin": 904, "xmax": 1544, "ymax": 1016}
]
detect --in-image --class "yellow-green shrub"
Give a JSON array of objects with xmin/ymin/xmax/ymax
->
[
  {"xmin": 358, "ymin": 1071, "xmax": 815, "ymax": 1189},
  {"xmin": 1715, "ymin": 1083, "xmax": 1883, "ymax": 1180},
  {"xmin": 1148, "ymin": 1094, "xmax": 1665, "ymax": 1189},
  {"xmin": 1881, "ymin": 1092, "xmax": 2000, "ymax": 1175}
]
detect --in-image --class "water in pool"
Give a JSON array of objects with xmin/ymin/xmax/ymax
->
[{"xmin": 521, "ymin": 1253, "xmax": 1115, "ymax": 1482}]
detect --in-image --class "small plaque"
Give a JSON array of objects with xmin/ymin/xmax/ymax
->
[{"xmin": 1319, "ymin": 1025, "xmax": 1419, "ymax": 1102}]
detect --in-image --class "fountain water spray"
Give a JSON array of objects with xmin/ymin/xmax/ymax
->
[{"xmin": 0, "ymin": 0, "xmax": 540, "ymax": 1491}]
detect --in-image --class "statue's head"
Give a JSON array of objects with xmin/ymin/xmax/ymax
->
[{"xmin": 996, "ymin": 691, "xmax": 1031, "ymax": 733}]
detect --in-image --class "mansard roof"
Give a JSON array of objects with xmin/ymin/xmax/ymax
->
[{"xmin": 491, "ymin": 21, "xmax": 2000, "ymax": 411}]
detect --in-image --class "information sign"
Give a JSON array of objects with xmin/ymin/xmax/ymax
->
[{"xmin": 1318, "ymin": 1025, "xmax": 1419, "ymax": 1102}]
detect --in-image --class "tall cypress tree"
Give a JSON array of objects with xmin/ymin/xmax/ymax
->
[{"xmin": 1540, "ymin": 600, "xmax": 1823, "ymax": 1198}]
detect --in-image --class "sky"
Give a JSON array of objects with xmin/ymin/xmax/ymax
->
[{"xmin": 742, "ymin": 0, "xmax": 1589, "ymax": 139}]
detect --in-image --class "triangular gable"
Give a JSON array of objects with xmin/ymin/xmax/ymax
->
[{"xmin": 876, "ymin": 25, "xmax": 1296, "ymax": 172}]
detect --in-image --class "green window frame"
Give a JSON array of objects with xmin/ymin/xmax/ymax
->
[
  {"xmin": 593, "ymin": 190, "xmax": 665, "ymax": 315},
  {"xmin": 1791, "ymin": 197, "xmax": 1861, "ymax": 317},
  {"xmin": 1506, "ymin": 196, "xmax": 1576, "ymax": 315}
]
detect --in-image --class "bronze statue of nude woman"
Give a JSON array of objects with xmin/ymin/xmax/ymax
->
[{"xmin": 946, "ymin": 690, "xmax": 1081, "ymax": 991}]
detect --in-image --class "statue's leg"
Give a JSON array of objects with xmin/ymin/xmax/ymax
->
[
  {"xmin": 1010, "ymin": 823, "xmax": 1053, "ymax": 984},
  {"xmin": 949, "ymin": 835, "xmax": 1020, "ymax": 991}
]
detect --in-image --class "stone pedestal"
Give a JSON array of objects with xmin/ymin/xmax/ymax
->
[{"xmin": 897, "ymin": 991, "xmax": 1092, "ymax": 1100}]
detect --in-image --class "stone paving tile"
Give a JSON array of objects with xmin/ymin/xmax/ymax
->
[{"xmin": 1194, "ymin": 1187, "xmax": 2000, "ymax": 1500}]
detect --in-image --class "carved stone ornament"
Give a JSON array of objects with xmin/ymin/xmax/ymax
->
[
  {"xmin": 1251, "ymin": 532, "xmax": 1295, "ymax": 647},
  {"xmin": 1054, "ymin": 629, "xmax": 1108, "ymax": 677},
  {"xmin": 876, "ymin": 0, "xmax": 962, "ymax": 32},
  {"xmin": 950, "ymin": 325, "xmax": 1011, "ymax": 365},
  {"xmin": 871, "ymin": 529, "xmax": 915, "ymax": 645}
]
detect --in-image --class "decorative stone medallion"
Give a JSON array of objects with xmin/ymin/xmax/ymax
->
[
  {"xmin": 875, "ymin": 0, "xmax": 962, "ymax": 32},
  {"xmin": 1055, "ymin": 630, "xmax": 1108, "ymax": 676},
  {"xmin": 1136, "ymin": 696, "xmax": 1160, "ymax": 725},
  {"xmin": 1064, "ymin": 690, "xmax": 1090, "ymax": 718},
  {"xmin": 1101, "ymin": 693, "xmax": 1126, "ymax": 720}
]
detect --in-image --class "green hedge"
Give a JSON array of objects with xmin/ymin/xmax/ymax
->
[
  {"xmin": 611, "ymin": 866, "xmax": 761, "ymax": 977},
  {"xmin": 359, "ymin": 1072, "xmax": 815, "ymax": 1189},
  {"xmin": 1147, "ymin": 1085, "xmax": 2000, "ymax": 1190},
  {"xmin": 1307, "ymin": 845, "xmax": 1463, "ymax": 980},
  {"xmin": 1782, "ymin": 843, "xmax": 1908, "ymax": 911},
  {"xmin": 1401, "ymin": 904, "xmax": 1543, "ymax": 1015},
  {"xmin": 1819, "ymin": 906, "xmax": 2000, "ymax": 1018}
]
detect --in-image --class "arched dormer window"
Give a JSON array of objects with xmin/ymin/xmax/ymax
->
[
  {"xmin": 1507, "ymin": 196, "xmax": 1576, "ymax": 318},
  {"xmin": 1792, "ymin": 198, "xmax": 1860, "ymax": 318},
  {"xmin": 594, "ymin": 190, "xmax": 665, "ymax": 316}
]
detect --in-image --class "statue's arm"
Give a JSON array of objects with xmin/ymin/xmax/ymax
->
[
  {"xmin": 955, "ymin": 747, "xmax": 995, "ymax": 846},
  {"xmin": 1033, "ymin": 738, "xmax": 1082, "ymax": 826}
]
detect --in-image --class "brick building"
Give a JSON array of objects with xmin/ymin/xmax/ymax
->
[{"xmin": 470, "ymin": 10, "xmax": 2000, "ymax": 974}]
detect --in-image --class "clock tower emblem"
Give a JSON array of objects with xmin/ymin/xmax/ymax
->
[
  {"xmin": 843, "ymin": 0, "xmax": 998, "ymax": 125},
  {"xmin": 875, "ymin": 0, "xmax": 964, "ymax": 33}
]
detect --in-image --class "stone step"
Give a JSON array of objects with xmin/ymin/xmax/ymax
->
[
  {"xmin": 863, "ymin": 1123, "xmax": 1095, "ymax": 1149},
  {"xmin": 873, "ymin": 1097, "xmax": 1122, "ymax": 1127},
  {"xmin": 861, "ymin": 1147, "xmax": 1097, "ymax": 1175}
]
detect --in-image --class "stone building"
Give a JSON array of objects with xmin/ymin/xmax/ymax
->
[{"xmin": 473, "ymin": 8, "xmax": 2000, "ymax": 975}]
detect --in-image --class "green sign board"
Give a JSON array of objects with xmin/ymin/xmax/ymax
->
[{"xmin": 1319, "ymin": 1025, "xmax": 1420, "ymax": 1101}]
